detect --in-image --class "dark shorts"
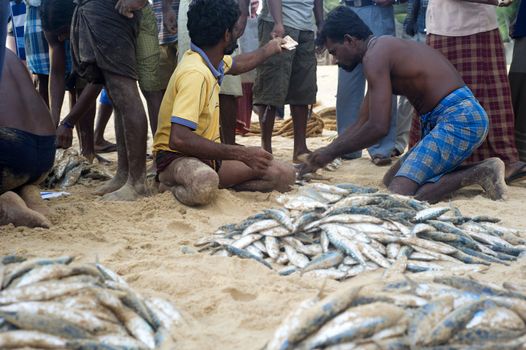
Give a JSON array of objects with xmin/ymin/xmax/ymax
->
[
  {"xmin": 71, "ymin": 0, "xmax": 140, "ymax": 84},
  {"xmin": 396, "ymin": 86, "xmax": 489, "ymax": 185},
  {"xmin": 155, "ymin": 150, "xmax": 221, "ymax": 174},
  {"xmin": 253, "ymin": 20, "xmax": 317, "ymax": 107},
  {"xmin": 0, "ymin": 127, "xmax": 56, "ymax": 193}
]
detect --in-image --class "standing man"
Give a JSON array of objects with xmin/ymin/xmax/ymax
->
[
  {"xmin": 71, "ymin": 0, "xmax": 165, "ymax": 200},
  {"xmin": 411, "ymin": 0, "xmax": 526, "ymax": 184},
  {"xmin": 510, "ymin": 0, "xmax": 526, "ymax": 161},
  {"xmin": 336, "ymin": 0, "xmax": 401, "ymax": 165},
  {"xmin": 253, "ymin": 0, "xmax": 324, "ymax": 162}
]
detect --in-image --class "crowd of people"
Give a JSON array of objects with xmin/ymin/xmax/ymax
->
[{"xmin": 0, "ymin": 0, "xmax": 525, "ymax": 228}]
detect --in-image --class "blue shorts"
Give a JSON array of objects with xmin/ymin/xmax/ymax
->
[
  {"xmin": 99, "ymin": 88, "xmax": 112, "ymax": 106},
  {"xmin": 396, "ymin": 86, "xmax": 489, "ymax": 185}
]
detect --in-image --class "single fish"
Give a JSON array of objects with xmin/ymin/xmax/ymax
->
[
  {"xmin": 264, "ymin": 209, "xmax": 295, "ymax": 232},
  {"xmin": 145, "ymin": 297, "xmax": 184, "ymax": 329},
  {"xmin": 232, "ymin": 234, "xmax": 263, "ymax": 249},
  {"xmin": 335, "ymin": 183, "xmax": 378, "ymax": 193},
  {"xmin": 15, "ymin": 263, "xmax": 103, "ymax": 288},
  {"xmin": 265, "ymin": 236, "xmax": 281, "ymax": 260},
  {"xmin": 301, "ymin": 251, "xmax": 344, "ymax": 274},
  {"xmin": 356, "ymin": 242, "xmax": 391, "ymax": 268},
  {"xmin": 2, "ymin": 256, "xmax": 74, "ymax": 288},
  {"xmin": 386, "ymin": 243, "xmax": 401, "ymax": 259},
  {"xmin": 0, "ymin": 310, "xmax": 92, "ymax": 339},
  {"xmin": 408, "ymin": 296, "xmax": 455, "ymax": 347},
  {"xmin": 310, "ymin": 183, "xmax": 350, "ymax": 196},
  {"xmin": 284, "ymin": 245, "xmax": 310, "ymax": 269},
  {"xmin": 325, "ymin": 230, "xmax": 367, "ymax": 266},
  {"xmin": 0, "ymin": 280, "xmax": 95, "ymax": 305},
  {"xmin": 414, "ymin": 207, "xmax": 450, "ymax": 222},
  {"xmin": 0, "ymin": 330, "xmax": 67, "ymax": 349},
  {"xmin": 242, "ymin": 219, "xmax": 281, "ymax": 236},
  {"xmin": 400, "ymin": 236, "xmax": 458, "ymax": 255},
  {"xmin": 224, "ymin": 245, "xmax": 273, "ymax": 269}
]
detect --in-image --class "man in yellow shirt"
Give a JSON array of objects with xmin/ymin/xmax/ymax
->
[{"xmin": 153, "ymin": 0, "xmax": 295, "ymax": 206}]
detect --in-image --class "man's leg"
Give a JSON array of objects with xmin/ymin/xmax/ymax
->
[
  {"xmin": 394, "ymin": 96, "xmax": 413, "ymax": 156},
  {"xmin": 142, "ymin": 89, "xmax": 163, "ymax": 137},
  {"xmin": 0, "ymin": 191, "xmax": 51, "ymax": 228},
  {"xmin": 219, "ymin": 94, "xmax": 238, "ymax": 145},
  {"xmin": 336, "ymin": 65, "xmax": 365, "ymax": 160},
  {"xmin": 99, "ymin": 72, "xmax": 147, "ymax": 200},
  {"xmin": 388, "ymin": 158, "xmax": 508, "ymax": 203},
  {"xmin": 74, "ymin": 87, "xmax": 97, "ymax": 162},
  {"xmin": 219, "ymin": 160, "xmax": 295, "ymax": 193},
  {"xmin": 18, "ymin": 184, "xmax": 51, "ymax": 218},
  {"xmin": 158, "ymin": 157, "xmax": 219, "ymax": 206},
  {"xmin": 258, "ymin": 105, "xmax": 277, "ymax": 154},
  {"xmin": 290, "ymin": 105, "xmax": 310, "ymax": 161}
]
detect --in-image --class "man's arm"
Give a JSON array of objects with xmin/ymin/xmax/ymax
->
[
  {"xmin": 169, "ymin": 124, "xmax": 273, "ymax": 172},
  {"xmin": 236, "ymin": 0, "xmax": 250, "ymax": 38},
  {"xmin": 458, "ymin": 0, "xmax": 512, "ymax": 5},
  {"xmin": 228, "ymin": 37, "xmax": 283, "ymax": 75},
  {"xmin": 268, "ymin": 0, "xmax": 285, "ymax": 38},
  {"xmin": 162, "ymin": 0, "xmax": 178, "ymax": 34},
  {"xmin": 314, "ymin": 0, "xmax": 324, "ymax": 29},
  {"xmin": 44, "ymin": 32, "xmax": 66, "ymax": 127}
]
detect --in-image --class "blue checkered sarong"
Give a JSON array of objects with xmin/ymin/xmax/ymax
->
[
  {"xmin": 9, "ymin": 1, "xmax": 26, "ymax": 60},
  {"xmin": 24, "ymin": 5, "xmax": 49, "ymax": 75},
  {"xmin": 396, "ymin": 86, "xmax": 489, "ymax": 185}
]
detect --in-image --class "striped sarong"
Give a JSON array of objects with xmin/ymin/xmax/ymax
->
[
  {"xmin": 9, "ymin": 0, "xmax": 26, "ymax": 60},
  {"xmin": 24, "ymin": 5, "xmax": 49, "ymax": 74},
  {"xmin": 397, "ymin": 86, "xmax": 488, "ymax": 185},
  {"xmin": 409, "ymin": 29, "xmax": 519, "ymax": 164}
]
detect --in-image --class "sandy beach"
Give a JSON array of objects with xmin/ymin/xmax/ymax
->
[{"xmin": 1, "ymin": 66, "xmax": 525, "ymax": 349}]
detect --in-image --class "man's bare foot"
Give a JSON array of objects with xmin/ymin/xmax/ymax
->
[
  {"xmin": 93, "ymin": 174, "xmax": 127, "ymax": 196},
  {"xmin": 505, "ymin": 161, "xmax": 526, "ymax": 184},
  {"xmin": 471, "ymin": 158, "xmax": 508, "ymax": 200},
  {"xmin": 101, "ymin": 183, "xmax": 145, "ymax": 201},
  {"xmin": 0, "ymin": 192, "xmax": 51, "ymax": 228},
  {"xmin": 293, "ymin": 150, "xmax": 311, "ymax": 164},
  {"xmin": 18, "ymin": 185, "xmax": 51, "ymax": 217},
  {"xmin": 94, "ymin": 140, "xmax": 117, "ymax": 153}
]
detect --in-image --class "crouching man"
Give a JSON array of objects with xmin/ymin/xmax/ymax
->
[
  {"xmin": 153, "ymin": 0, "xmax": 295, "ymax": 206},
  {"xmin": 300, "ymin": 6, "xmax": 508, "ymax": 203}
]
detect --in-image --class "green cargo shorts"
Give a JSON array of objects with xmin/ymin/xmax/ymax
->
[
  {"xmin": 136, "ymin": 5, "xmax": 161, "ymax": 92},
  {"xmin": 253, "ymin": 20, "xmax": 317, "ymax": 107},
  {"xmin": 159, "ymin": 41, "xmax": 178, "ymax": 90}
]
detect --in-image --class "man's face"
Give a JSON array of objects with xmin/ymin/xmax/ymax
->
[
  {"xmin": 223, "ymin": 30, "xmax": 238, "ymax": 55},
  {"xmin": 326, "ymin": 36, "xmax": 361, "ymax": 72}
]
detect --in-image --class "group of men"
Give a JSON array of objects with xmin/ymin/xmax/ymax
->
[{"xmin": 0, "ymin": 0, "xmax": 525, "ymax": 229}]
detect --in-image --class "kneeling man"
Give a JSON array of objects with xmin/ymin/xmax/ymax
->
[
  {"xmin": 153, "ymin": 0, "xmax": 295, "ymax": 206},
  {"xmin": 300, "ymin": 6, "xmax": 507, "ymax": 203}
]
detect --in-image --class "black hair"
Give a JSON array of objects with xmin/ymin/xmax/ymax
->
[
  {"xmin": 40, "ymin": 0, "xmax": 76, "ymax": 32},
  {"xmin": 319, "ymin": 6, "xmax": 373, "ymax": 45},
  {"xmin": 187, "ymin": 0, "xmax": 240, "ymax": 48}
]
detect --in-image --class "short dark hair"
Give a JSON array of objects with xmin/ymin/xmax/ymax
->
[
  {"xmin": 320, "ymin": 6, "xmax": 373, "ymax": 45},
  {"xmin": 40, "ymin": 0, "xmax": 76, "ymax": 32},
  {"xmin": 187, "ymin": 0, "xmax": 240, "ymax": 48}
]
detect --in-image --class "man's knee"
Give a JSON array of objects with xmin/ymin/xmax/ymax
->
[
  {"xmin": 266, "ymin": 161, "xmax": 295, "ymax": 192},
  {"xmin": 173, "ymin": 166, "xmax": 219, "ymax": 206},
  {"xmin": 388, "ymin": 176, "xmax": 419, "ymax": 197}
]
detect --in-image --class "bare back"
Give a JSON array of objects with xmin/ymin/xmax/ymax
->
[
  {"xmin": 0, "ymin": 50, "xmax": 55, "ymax": 135},
  {"xmin": 363, "ymin": 36, "xmax": 465, "ymax": 115}
]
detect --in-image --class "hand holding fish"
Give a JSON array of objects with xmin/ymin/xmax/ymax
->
[{"xmin": 298, "ymin": 148, "xmax": 334, "ymax": 177}]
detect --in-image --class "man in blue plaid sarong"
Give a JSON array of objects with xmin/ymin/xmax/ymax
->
[{"xmin": 300, "ymin": 6, "xmax": 508, "ymax": 203}]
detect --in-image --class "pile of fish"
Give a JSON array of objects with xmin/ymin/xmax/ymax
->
[
  {"xmin": 0, "ymin": 255, "xmax": 182, "ymax": 349},
  {"xmin": 266, "ymin": 276, "xmax": 526, "ymax": 349},
  {"xmin": 45, "ymin": 149, "xmax": 112, "ymax": 189},
  {"xmin": 196, "ymin": 183, "xmax": 525, "ymax": 280}
]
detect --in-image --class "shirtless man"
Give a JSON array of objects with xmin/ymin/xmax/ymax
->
[
  {"xmin": 0, "ymin": 51, "xmax": 55, "ymax": 228},
  {"xmin": 300, "ymin": 6, "xmax": 507, "ymax": 203},
  {"xmin": 154, "ymin": 0, "xmax": 295, "ymax": 206}
]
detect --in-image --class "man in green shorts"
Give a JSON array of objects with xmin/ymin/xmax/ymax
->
[{"xmin": 253, "ymin": 0, "xmax": 324, "ymax": 162}]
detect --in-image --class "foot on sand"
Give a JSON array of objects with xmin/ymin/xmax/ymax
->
[
  {"xmin": 505, "ymin": 161, "xmax": 526, "ymax": 185},
  {"xmin": 0, "ymin": 192, "xmax": 51, "ymax": 228},
  {"xmin": 94, "ymin": 140, "xmax": 117, "ymax": 153},
  {"xmin": 101, "ymin": 183, "xmax": 146, "ymax": 201},
  {"xmin": 94, "ymin": 174, "xmax": 127, "ymax": 196},
  {"xmin": 472, "ymin": 158, "xmax": 508, "ymax": 200},
  {"xmin": 18, "ymin": 185, "xmax": 51, "ymax": 217},
  {"xmin": 293, "ymin": 151, "xmax": 312, "ymax": 164}
]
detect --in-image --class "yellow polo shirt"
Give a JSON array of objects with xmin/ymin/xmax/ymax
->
[{"xmin": 153, "ymin": 46, "xmax": 233, "ymax": 154}]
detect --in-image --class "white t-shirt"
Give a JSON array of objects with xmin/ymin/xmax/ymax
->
[
  {"xmin": 260, "ymin": 0, "xmax": 315, "ymax": 32},
  {"xmin": 426, "ymin": 0, "xmax": 498, "ymax": 37}
]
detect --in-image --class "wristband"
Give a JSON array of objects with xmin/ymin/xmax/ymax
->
[{"xmin": 61, "ymin": 120, "xmax": 74, "ymax": 129}]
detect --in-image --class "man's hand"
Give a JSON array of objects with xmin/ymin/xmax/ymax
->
[
  {"xmin": 264, "ymin": 37, "xmax": 285, "ymax": 55},
  {"xmin": 163, "ymin": 7, "xmax": 177, "ymax": 34},
  {"xmin": 56, "ymin": 124, "xmax": 73, "ymax": 149},
  {"xmin": 374, "ymin": 0, "xmax": 395, "ymax": 6},
  {"xmin": 115, "ymin": 0, "xmax": 147, "ymax": 18},
  {"xmin": 271, "ymin": 23, "xmax": 285, "ymax": 39},
  {"xmin": 298, "ymin": 148, "xmax": 334, "ymax": 176},
  {"xmin": 240, "ymin": 146, "xmax": 273, "ymax": 173}
]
